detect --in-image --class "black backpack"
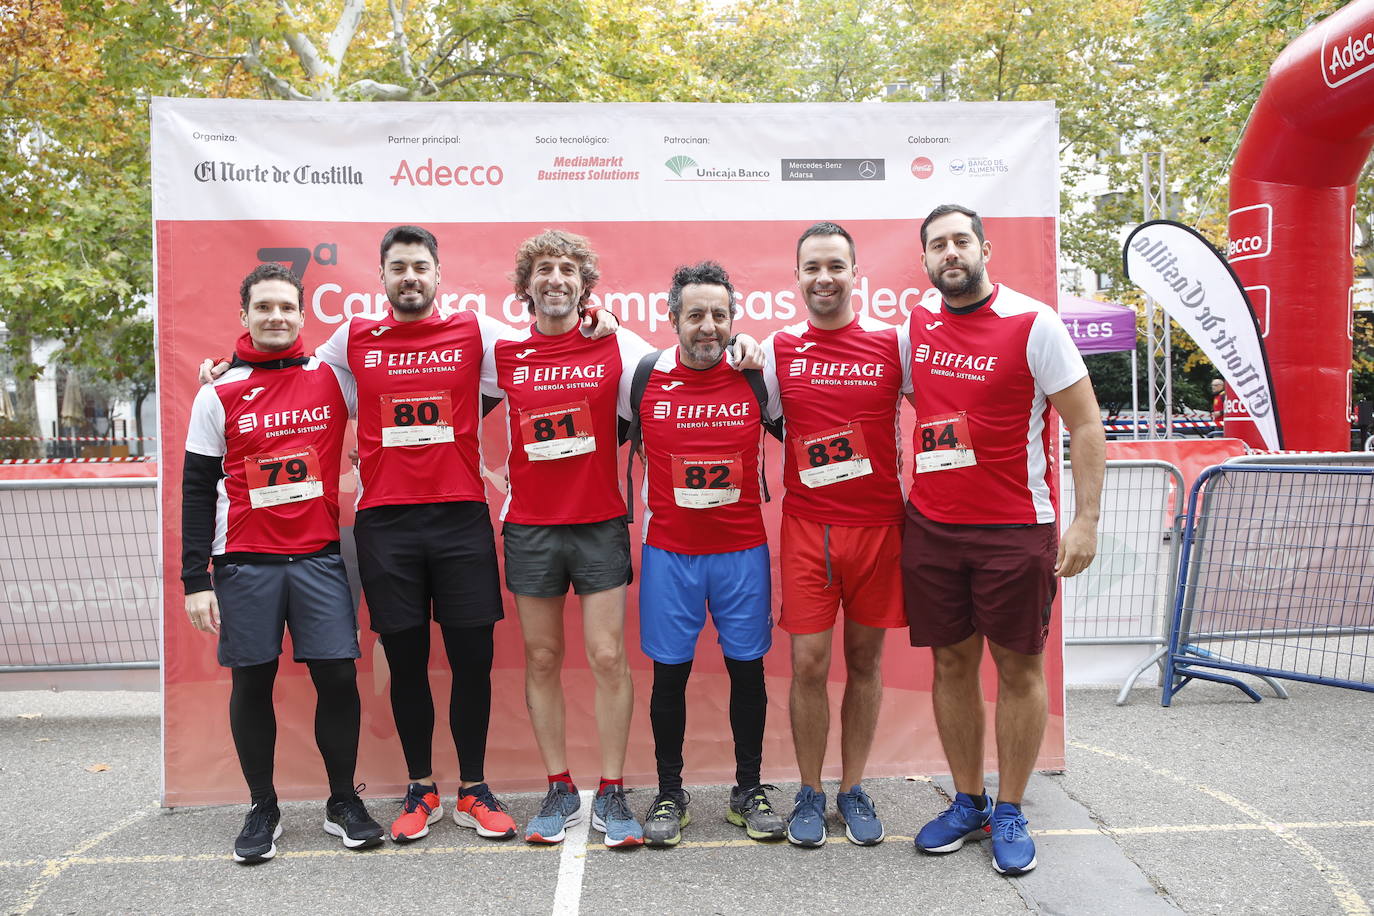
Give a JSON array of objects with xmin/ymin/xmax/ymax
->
[{"xmin": 620, "ymin": 348, "xmax": 783, "ymax": 521}]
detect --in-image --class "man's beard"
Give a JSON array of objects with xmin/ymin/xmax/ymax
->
[
  {"xmin": 930, "ymin": 259, "xmax": 986, "ymax": 299},
  {"xmin": 389, "ymin": 287, "xmax": 433, "ymax": 313}
]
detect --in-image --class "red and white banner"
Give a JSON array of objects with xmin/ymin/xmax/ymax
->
[
  {"xmin": 153, "ymin": 99, "xmax": 1061, "ymax": 804},
  {"xmin": 1124, "ymin": 220, "xmax": 1282, "ymax": 450}
]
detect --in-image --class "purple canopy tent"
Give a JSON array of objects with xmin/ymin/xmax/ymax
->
[{"xmin": 1060, "ymin": 294, "xmax": 1140, "ymax": 437}]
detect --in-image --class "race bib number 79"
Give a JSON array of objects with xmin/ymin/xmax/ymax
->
[
  {"xmin": 244, "ymin": 447, "xmax": 324, "ymax": 509},
  {"xmin": 672, "ymin": 453, "xmax": 742, "ymax": 509},
  {"xmin": 381, "ymin": 391, "xmax": 455, "ymax": 447}
]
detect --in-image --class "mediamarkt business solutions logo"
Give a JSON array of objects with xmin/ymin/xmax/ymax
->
[{"xmin": 194, "ymin": 161, "xmax": 362, "ymax": 185}]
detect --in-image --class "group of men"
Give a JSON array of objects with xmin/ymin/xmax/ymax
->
[{"xmin": 181, "ymin": 205, "xmax": 1104, "ymax": 878}]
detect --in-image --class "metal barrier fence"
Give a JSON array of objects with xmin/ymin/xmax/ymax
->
[
  {"xmin": 1161, "ymin": 465, "xmax": 1374, "ymax": 705},
  {"xmin": 0, "ymin": 478, "xmax": 160, "ymax": 671},
  {"xmin": 1227, "ymin": 450, "xmax": 1374, "ymax": 467},
  {"xmin": 1062, "ymin": 459, "xmax": 1184, "ymax": 703}
]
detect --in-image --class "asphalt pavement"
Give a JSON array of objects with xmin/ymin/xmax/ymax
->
[{"xmin": 1, "ymin": 680, "xmax": 1371, "ymax": 915}]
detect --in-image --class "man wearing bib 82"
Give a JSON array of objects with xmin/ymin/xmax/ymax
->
[
  {"xmin": 903, "ymin": 205, "xmax": 1104, "ymax": 876},
  {"xmin": 761, "ymin": 223, "xmax": 912, "ymax": 847},
  {"xmin": 635, "ymin": 262, "xmax": 785, "ymax": 847},
  {"xmin": 182, "ymin": 263, "xmax": 383, "ymax": 862},
  {"xmin": 485, "ymin": 230, "xmax": 653, "ymax": 847},
  {"xmin": 314, "ymin": 226, "xmax": 618, "ymax": 845}
]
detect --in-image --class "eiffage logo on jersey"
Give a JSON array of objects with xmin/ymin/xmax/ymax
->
[{"xmin": 913, "ymin": 344, "xmax": 999, "ymax": 380}]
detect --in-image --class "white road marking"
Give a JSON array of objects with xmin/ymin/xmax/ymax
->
[{"xmin": 551, "ymin": 790, "xmax": 594, "ymax": 916}]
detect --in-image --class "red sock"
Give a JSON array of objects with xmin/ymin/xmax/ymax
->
[
  {"xmin": 548, "ymin": 771, "xmax": 574, "ymax": 789},
  {"xmin": 598, "ymin": 777, "xmax": 623, "ymax": 795}
]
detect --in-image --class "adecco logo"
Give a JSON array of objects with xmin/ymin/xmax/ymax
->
[
  {"xmin": 1322, "ymin": 21, "xmax": 1374, "ymax": 88},
  {"xmin": 1226, "ymin": 203, "xmax": 1272, "ymax": 262},
  {"xmin": 910, "ymin": 157, "xmax": 934, "ymax": 179}
]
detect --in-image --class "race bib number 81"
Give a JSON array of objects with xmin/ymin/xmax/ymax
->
[
  {"xmin": 915, "ymin": 411, "xmax": 976, "ymax": 473},
  {"xmin": 244, "ymin": 447, "xmax": 324, "ymax": 509},
  {"xmin": 520, "ymin": 400, "xmax": 595, "ymax": 461},
  {"xmin": 672, "ymin": 453, "xmax": 742, "ymax": 509},
  {"xmin": 793, "ymin": 423, "xmax": 872, "ymax": 488},
  {"xmin": 381, "ymin": 391, "xmax": 455, "ymax": 447}
]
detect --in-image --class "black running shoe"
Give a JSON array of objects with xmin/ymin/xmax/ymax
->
[
  {"xmin": 234, "ymin": 797, "xmax": 282, "ymax": 864},
  {"xmin": 323, "ymin": 784, "xmax": 384, "ymax": 850}
]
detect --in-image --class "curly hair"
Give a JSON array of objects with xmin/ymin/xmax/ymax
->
[
  {"xmin": 239, "ymin": 262, "xmax": 303, "ymax": 311},
  {"xmin": 509, "ymin": 230, "xmax": 600, "ymax": 311}
]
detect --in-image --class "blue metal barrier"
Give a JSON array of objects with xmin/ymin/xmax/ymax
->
[{"xmin": 1162, "ymin": 465, "xmax": 1374, "ymax": 705}]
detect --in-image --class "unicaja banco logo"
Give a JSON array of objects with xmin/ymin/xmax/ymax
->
[{"xmin": 665, "ymin": 156, "xmax": 698, "ymax": 177}]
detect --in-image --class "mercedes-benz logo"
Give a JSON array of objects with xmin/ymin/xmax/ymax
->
[{"xmin": 858, "ymin": 160, "xmax": 878, "ymax": 179}]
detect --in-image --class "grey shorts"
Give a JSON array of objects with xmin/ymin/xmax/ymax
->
[
  {"xmin": 212, "ymin": 554, "xmax": 360, "ymax": 668},
  {"xmin": 501, "ymin": 516, "xmax": 631, "ymax": 598}
]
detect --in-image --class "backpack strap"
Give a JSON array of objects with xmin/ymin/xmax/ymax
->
[{"xmin": 622, "ymin": 349, "xmax": 664, "ymax": 523}]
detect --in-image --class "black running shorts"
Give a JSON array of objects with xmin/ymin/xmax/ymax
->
[{"xmin": 354, "ymin": 501, "xmax": 504, "ymax": 634}]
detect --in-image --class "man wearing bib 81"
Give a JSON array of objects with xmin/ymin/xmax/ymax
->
[
  {"xmin": 635, "ymin": 262, "xmax": 785, "ymax": 847},
  {"xmin": 903, "ymin": 205, "xmax": 1104, "ymax": 876},
  {"xmin": 485, "ymin": 230, "xmax": 653, "ymax": 847},
  {"xmin": 182, "ymin": 263, "xmax": 383, "ymax": 862}
]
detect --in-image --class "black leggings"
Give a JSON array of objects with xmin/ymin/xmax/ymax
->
[
  {"xmin": 229, "ymin": 657, "xmax": 361, "ymax": 801},
  {"xmin": 379, "ymin": 622, "xmax": 494, "ymax": 784},
  {"xmin": 650, "ymin": 655, "xmax": 767, "ymax": 793}
]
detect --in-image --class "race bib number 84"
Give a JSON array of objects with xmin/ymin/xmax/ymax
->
[
  {"xmin": 381, "ymin": 391, "xmax": 455, "ymax": 447},
  {"xmin": 244, "ymin": 447, "xmax": 324, "ymax": 509},
  {"xmin": 915, "ymin": 411, "xmax": 976, "ymax": 473},
  {"xmin": 672, "ymin": 453, "xmax": 742, "ymax": 509}
]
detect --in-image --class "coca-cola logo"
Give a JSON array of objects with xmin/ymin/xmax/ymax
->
[{"xmin": 910, "ymin": 157, "xmax": 933, "ymax": 179}]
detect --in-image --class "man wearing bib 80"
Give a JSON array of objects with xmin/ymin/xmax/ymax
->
[
  {"xmin": 182, "ymin": 263, "xmax": 383, "ymax": 862},
  {"xmin": 903, "ymin": 205, "xmax": 1104, "ymax": 876},
  {"xmin": 634, "ymin": 262, "xmax": 786, "ymax": 847},
  {"xmin": 314, "ymin": 226, "xmax": 618, "ymax": 845}
]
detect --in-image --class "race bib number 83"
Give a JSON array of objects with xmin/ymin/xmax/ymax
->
[
  {"xmin": 381, "ymin": 391, "xmax": 455, "ymax": 447},
  {"xmin": 672, "ymin": 453, "xmax": 742, "ymax": 509},
  {"xmin": 792, "ymin": 423, "xmax": 872, "ymax": 488}
]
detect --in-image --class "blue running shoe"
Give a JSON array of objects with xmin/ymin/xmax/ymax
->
[
  {"xmin": 836, "ymin": 784, "xmax": 885, "ymax": 846},
  {"xmin": 914, "ymin": 791, "xmax": 992, "ymax": 853},
  {"xmin": 990, "ymin": 803, "xmax": 1037, "ymax": 875},
  {"xmin": 525, "ymin": 782, "xmax": 582, "ymax": 844},
  {"xmin": 786, "ymin": 786, "xmax": 827, "ymax": 848},
  {"xmin": 592, "ymin": 785, "xmax": 644, "ymax": 848}
]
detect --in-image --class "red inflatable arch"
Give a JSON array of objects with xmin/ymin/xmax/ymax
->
[{"xmin": 1227, "ymin": 0, "xmax": 1374, "ymax": 449}]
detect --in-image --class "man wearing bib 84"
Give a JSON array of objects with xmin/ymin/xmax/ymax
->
[
  {"xmin": 903, "ymin": 205, "xmax": 1104, "ymax": 875},
  {"xmin": 182, "ymin": 263, "xmax": 383, "ymax": 862},
  {"xmin": 634, "ymin": 262, "xmax": 785, "ymax": 847}
]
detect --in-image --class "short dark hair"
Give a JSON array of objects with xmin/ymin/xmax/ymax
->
[
  {"xmin": 239, "ymin": 262, "xmax": 303, "ymax": 311},
  {"xmin": 380, "ymin": 225, "xmax": 439, "ymax": 266},
  {"xmin": 920, "ymin": 204, "xmax": 985, "ymax": 247},
  {"xmin": 668, "ymin": 261, "xmax": 736, "ymax": 318},
  {"xmin": 796, "ymin": 221, "xmax": 856, "ymax": 265}
]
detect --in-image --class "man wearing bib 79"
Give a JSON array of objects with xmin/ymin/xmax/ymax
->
[
  {"xmin": 634, "ymin": 262, "xmax": 785, "ymax": 847},
  {"xmin": 903, "ymin": 205, "xmax": 1104, "ymax": 875}
]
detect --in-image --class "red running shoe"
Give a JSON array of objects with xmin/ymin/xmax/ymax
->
[
  {"xmin": 454, "ymin": 782, "xmax": 517, "ymax": 839},
  {"xmin": 390, "ymin": 782, "xmax": 442, "ymax": 842}
]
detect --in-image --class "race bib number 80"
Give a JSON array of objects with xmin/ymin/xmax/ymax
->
[
  {"xmin": 672, "ymin": 453, "xmax": 742, "ymax": 509},
  {"xmin": 381, "ymin": 391, "xmax": 455, "ymax": 447},
  {"xmin": 244, "ymin": 447, "xmax": 324, "ymax": 509},
  {"xmin": 915, "ymin": 411, "xmax": 976, "ymax": 473}
]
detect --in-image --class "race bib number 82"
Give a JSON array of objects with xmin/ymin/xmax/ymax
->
[{"xmin": 672, "ymin": 453, "xmax": 742, "ymax": 509}]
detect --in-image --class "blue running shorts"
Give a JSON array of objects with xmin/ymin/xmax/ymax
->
[{"xmin": 639, "ymin": 543, "xmax": 772, "ymax": 664}]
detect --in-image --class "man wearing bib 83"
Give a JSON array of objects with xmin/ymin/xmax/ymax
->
[
  {"xmin": 182, "ymin": 263, "xmax": 383, "ymax": 862},
  {"xmin": 903, "ymin": 205, "xmax": 1104, "ymax": 875},
  {"xmin": 761, "ymin": 223, "xmax": 912, "ymax": 847},
  {"xmin": 634, "ymin": 262, "xmax": 785, "ymax": 847}
]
